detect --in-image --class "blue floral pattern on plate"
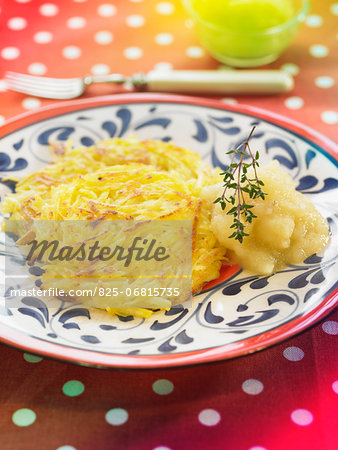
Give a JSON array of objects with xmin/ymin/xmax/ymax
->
[{"xmin": 0, "ymin": 99, "xmax": 337, "ymax": 360}]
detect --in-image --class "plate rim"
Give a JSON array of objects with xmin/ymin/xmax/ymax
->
[{"xmin": 1, "ymin": 92, "xmax": 337, "ymax": 369}]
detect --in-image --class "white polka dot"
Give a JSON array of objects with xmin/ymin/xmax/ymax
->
[
  {"xmin": 285, "ymin": 96, "xmax": 304, "ymax": 109},
  {"xmin": 321, "ymin": 111, "xmax": 338, "ymax": 124},
  {"xmin": 305, "ymin": 15, "xmax": 323, "ymax": 27},
  {"xmin": 129, "ymin": 0, "xmax": 143, "ymax": 2},
  {"xmin": 332, "ymin": 381, "xmax": 338, "ymax": 394},
  {"xmin": 0, "ymin": 116, "xmax": 5, "ymax": 126},
  {"xmin": 0, "ymin": 80, "xmax": 7, "ymax": 92},
  {"xmin": 73, "ymin": 0, "xmax": 87, "ymax": 2},
  {"xmin": 221, "ymin": 97, "xmax": 238, "ymax": 105},
  {"xmin": 67, "ymin": 17, "xmax": 86, "ymax": 29},
  {"xmin": 97, "ymin": 4, "xmax": 116, "ymax": 17},
  {"xmin": 56, "ymin": 446, "xmax": 77, "ymax": 450},
  {"xmin": 124, "ymin": 46, "xmax": 143, "ymax": 59},
  {"xmin": 152, "ymin": 379, "xmax": 174, "ymax": 395},
  {"xmin": 242, "ymin": 379, "xmax": 264, "ymax": 395},
  {"xmin": 34, "ymin": 31, "xmax": 53, "ymax": 44},
  {"xmin": 154, "ymin": 62, "xmax": 173, "ymax": 71},
  {"xmin": 15, "ymin": 0, "xmax": 31, "ymax": 3},
  {"xmin": 331, "ymin": 4, "xmax": 338, "ymax": 15},
  {"xmin": 186, "ymin": 46, "xmax": 204, "ymax": 58},
  {"xmin": 322, "ymin": 320, "xmax": 338, "ymax": 333},
  {"xmin": 281, "ymin": 63, "xmax": 299, "ymax": 76},
  {"xmin": 153, "ymin": 447, "xmax": 171, "ymax": 450},
  {"xmin": 28, "ymin": 63, "xmax": 47, "ymax": 75},
  {"xmin": 309, "ymin": 45, "xmax": 329, "ymax": 58},
  {"xmin": 39, "ymin": 3, "xmax": 59, "ymax": 17},
  {"xmin": 94, "ymin": 30, "xmax": 113, "ymax": 45},
  {"xmin": 291, "ymin": 409, "xmax": 313, "ymax": 426},
  {"xmin": 105, "ymin": 408, "xmax": 128, "ymax": 426},
  {"xmin": 198, "ymin": 409, "xmax": 221, "ymax": 426},
  {"xmin": 7, "ymin": 17, "xmax": 27, "ymax": 30},
  {"xmin": 249, "ymin": 447, "xmax": 268, "ymax": 450},
  {"xmin": 155, "ymin": 33, "xmax": 173, "ymax": 45},
  {"xmin": 315, "ymin": 76, "xmax": 335, "ymax": 88},
  {"xmin": 126, "ymin": 15, "xmax": 145, "ymax": 27},
  {"xmin": 283, "ymin": 346, "xmax": 304, "ymax": 361},
  {"xmin": 22, "ymin": 98, "xmax": 41, "ymax": 110},
  {"xmin": 1, "ymin": 47, "xmax": 20, "ymax": 60},
  {"xmin": 156, "ymin": 2, "xmax": 175, "ymax": 15},
  {"xmin": 62, "ymin": 45, "xmax": 81, "ymax": 59},
  {"xmin": 91, "ymin": 64, "xmax": 110, "ymax": 75}
]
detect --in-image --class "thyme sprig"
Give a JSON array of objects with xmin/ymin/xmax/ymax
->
[{"xmin": 214, "ymin": 126, "xmax": 267, "ymax": 243}]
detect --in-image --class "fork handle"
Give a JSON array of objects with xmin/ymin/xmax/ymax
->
[{"xmin": 131, "ymin": 70, "xmax": 293, "ymax": 95}]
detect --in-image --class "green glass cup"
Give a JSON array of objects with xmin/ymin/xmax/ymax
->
[{"xmin": 182, "ymin": 0, "xmax": 310, "ymax": 67}]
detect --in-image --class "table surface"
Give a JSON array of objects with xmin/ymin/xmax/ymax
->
[{"xmin": 0, "ymin": 1, "xmax": 337, "ymax": 449}]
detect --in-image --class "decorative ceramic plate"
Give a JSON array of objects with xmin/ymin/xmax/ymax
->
[{"xmin": 0, "ymin": 94, "xmax": 337, "ymax": 368}]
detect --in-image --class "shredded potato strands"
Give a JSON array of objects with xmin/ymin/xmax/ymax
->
[{"xmin": 2, "ymin": 137, "xmax": 227, "ymax": 317}]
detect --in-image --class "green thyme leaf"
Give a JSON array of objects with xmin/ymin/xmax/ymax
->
[{"xmin": 214, "ymin": 126, "xmax": 267, "ymax": 243}]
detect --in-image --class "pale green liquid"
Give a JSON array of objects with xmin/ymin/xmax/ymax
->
[{"xmin": 189, "ymin": 0, "xmax": 298, "ymax": 66}]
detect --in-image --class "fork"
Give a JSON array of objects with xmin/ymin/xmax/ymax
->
[{"xmin": 5, "ymin": 69, "xmax": 293, "ymax": 99}]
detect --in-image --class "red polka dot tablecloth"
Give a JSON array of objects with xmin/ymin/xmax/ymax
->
[{"xmin": 0, "ymin": 1, "xmax": 337, "ymax": 449}]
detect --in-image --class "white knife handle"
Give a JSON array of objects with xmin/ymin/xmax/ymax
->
[{"xmin": 136, "ymin": 70, "xmax": 293, "ymax": 94}]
